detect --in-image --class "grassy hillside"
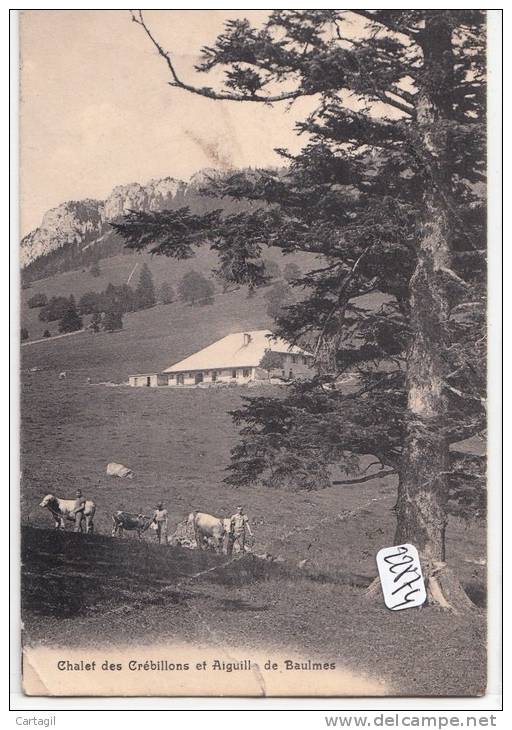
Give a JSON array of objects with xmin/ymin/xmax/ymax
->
[
  {"xmin": 19, "ymin": 258, "xmax": 486, "ymax": 697},
  {"xmin": 20, "ymin": 260, "xmax": 486, "ymax": 576},
  {"xmin": 21, "ymin": 526, "xmax": 486, "ymax": 696},
  {"xmin": 22, "ymin": 293, "xmax": 273, "ymax": 382},
  {"xmin": 20, "ymin": 247, "xmax": 315, "ymax": 341}
]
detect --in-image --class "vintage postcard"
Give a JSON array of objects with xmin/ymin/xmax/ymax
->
[{"xmin": 19, "ymin": 9, "xmax": 492, "ymax": 697}]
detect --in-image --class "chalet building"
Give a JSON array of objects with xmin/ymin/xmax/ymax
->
[{"xmin": 128, "ymin": 330, "xmax": 314, "ymax": 387}]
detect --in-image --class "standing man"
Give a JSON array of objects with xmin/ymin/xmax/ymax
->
[
  {"xmin": 227, "ymin": 505, "xmax": 253, "ymax": 556},
  {"xmin": 152, "ymin": 502, "xmax": 169, "ymax": 545},
  {"xmin": 73, "ymin": 489, "xmax": 86, "ymax": 533}
]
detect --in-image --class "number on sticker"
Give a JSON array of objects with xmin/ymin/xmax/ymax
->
[{"xmin": 376, "ymin": 543, "xmax": 427, "ymax": 611}]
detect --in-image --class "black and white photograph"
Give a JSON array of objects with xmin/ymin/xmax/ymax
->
[{"xmin": 17, "ymin": 8, "xmax": 495, "ymax": 698}]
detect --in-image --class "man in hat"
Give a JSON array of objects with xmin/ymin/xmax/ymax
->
[
  {"xmin": 227, "ymin": 505, "xmax": 253, "ymax": 557},
  {"xmin": 73, "ymin": 489, "xmax": 87, "ymax": 533},
  {"xmin": 151, "ymin": 502, "xmax": 169, "ymax": 545}
]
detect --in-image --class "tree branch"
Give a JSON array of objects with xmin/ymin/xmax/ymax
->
[
  {"xmin": 443, "ymin": 381, "xmax": 486, "ymax": 405},
  {"xmin": 131, "ymin": 10, "xmax": 312, "ymax": 104},
  {"xmin": 349, "ymin": 10, "xmax": 420, "ymax": 40},
  {"xmin": 332, "ymin": 469, "xmax": 397, "ymax": 485},
  {"xmin": 438, "ymin": 266, "xmax": 471, "ymax": 290},
  {"xmin": 313, "ymin": 242, "xmax": 374, "ymax": 362},
  {"xmin": 381, "ymin": 91, "xmax": 415, "ymax": 116},
  {"xmin": 389, "ymin": 84, "xmax": 417, "ymax": 105}
]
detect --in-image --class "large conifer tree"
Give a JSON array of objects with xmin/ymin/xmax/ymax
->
[{"xmin": 113, "ymin": 10, "xmax": 486, "ymax": 610}]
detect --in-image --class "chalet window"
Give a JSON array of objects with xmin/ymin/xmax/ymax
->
[
  {"xmin": 292, "ymin": 355, "xmax": 298, "ymax": 364},
  {"xmin": 232, "ymin": 369, "xmax": 238, "ymax": 378},
  {"xmin": 177, "ymin": 374, "xmax": 184, "ymax": 385},
  {"xmin": 242, "ymin": 368, "xmax": 250, "ymax": 378},
  {"xmin": 212, "ymin": 371, "xmax": 217, "ymax": 382}
]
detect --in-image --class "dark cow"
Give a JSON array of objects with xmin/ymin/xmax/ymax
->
[{"xmin": 111, "ymin": 511, "xmax": 152, "ymax": 539}]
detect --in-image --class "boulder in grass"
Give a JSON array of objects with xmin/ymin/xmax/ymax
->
[{"xmin": 106, "ymin": 462, "xmax": 134, "ymax": 479}]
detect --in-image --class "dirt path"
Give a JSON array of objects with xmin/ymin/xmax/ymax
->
[{"xmin": 21, "ymin": 329, "xmax": 87, "ymax": 347}]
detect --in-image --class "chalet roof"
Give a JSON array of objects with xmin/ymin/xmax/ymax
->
[{"xmin": 163, "ymin": 330, "xmax": 312, "ymax": 373}]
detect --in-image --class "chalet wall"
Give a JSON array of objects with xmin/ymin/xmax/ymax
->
[
  {"xmin": 129, "ymin": 373, "xmax": 169, "ymax": 387},
  {"xmin": 167, "ymin": 367, "xmax": 255, "ymax": 386},
  {"xmin": 129, "ymin": 351, "xmax": 314, "ymax": 388}
]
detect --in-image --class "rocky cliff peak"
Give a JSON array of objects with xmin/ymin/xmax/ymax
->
[
  {"xmin": 20, "ymin": 199, "xmax": 103, "ymax": 268},
  {"xmin": 21, "ymin": 175, "xmax": 193, "ymax": 269}
]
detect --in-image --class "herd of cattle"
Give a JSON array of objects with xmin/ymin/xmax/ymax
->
[{"xmin": 38, "ymin": 494, "xmax": 241, "ymax": 554}]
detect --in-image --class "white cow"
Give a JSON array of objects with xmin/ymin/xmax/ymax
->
[
  {"xmin": 40, "ymin": 494, "xmax": 96, "ymax": 533},
  {"xmin": 187, "ymin": 511, "xmax": 228, "ymax": 553}
]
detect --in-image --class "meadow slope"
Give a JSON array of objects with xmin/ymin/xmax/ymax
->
[
  {"xmin": 20, "ymin": 266, "xmax": 487, "ymax": 696},
  {"xmin": 22, "ymin": 527, "xmax": 486, "ymax": 696},
  {"xmin": 20, "ymin": 247, "xmax": 315, "ymax": 341}
]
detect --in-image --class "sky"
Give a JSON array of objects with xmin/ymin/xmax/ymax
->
[{"xmin": 19, "ymin": 10, "xmax": 319, "ymax": 237}]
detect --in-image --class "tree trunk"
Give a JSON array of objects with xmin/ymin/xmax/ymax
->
[
  {"xmin": 391, "ymin": 15, "xmax": 474, "ymax": 612},
  {"xmin": 394, "ymin": 202, "xmax": 473, "ymax": 611}
]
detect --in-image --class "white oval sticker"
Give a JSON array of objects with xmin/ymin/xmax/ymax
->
[{"xmin": 376, "ymin": 543, "xmax": 427, "ymax": 611}]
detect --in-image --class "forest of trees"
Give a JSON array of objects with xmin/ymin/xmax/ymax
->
[
  {"xmin": 111, "ymin": 10, "xmax": 488, "ymax": 611},
  {"xmin": 29, "ymin": 263, "xmax": 177, "ymax": 338}
]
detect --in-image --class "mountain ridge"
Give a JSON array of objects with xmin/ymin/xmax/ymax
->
[{"xmin": 20, "ymin": 170, "xmax": 240, "ymax": 280}]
